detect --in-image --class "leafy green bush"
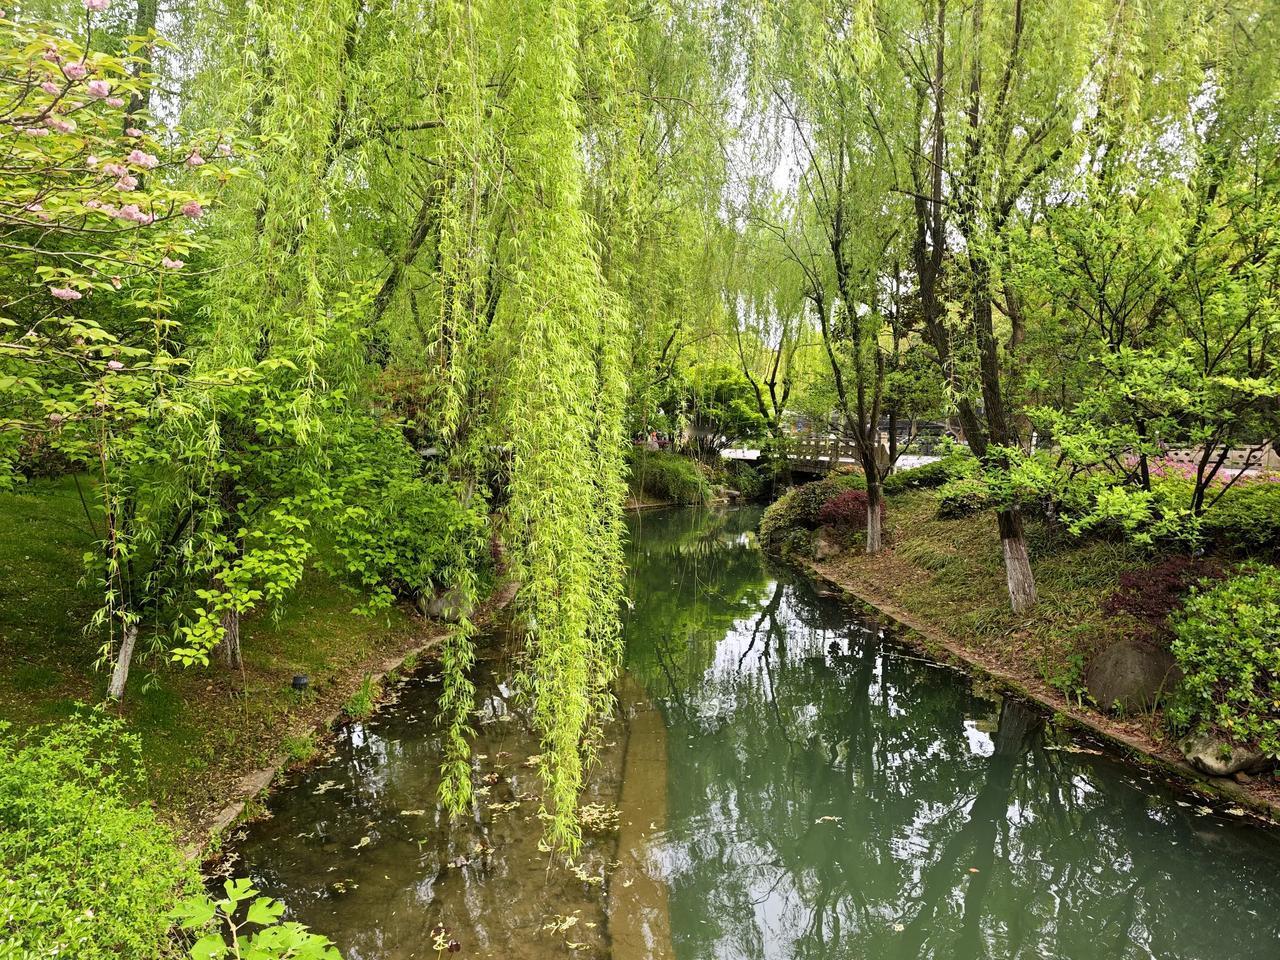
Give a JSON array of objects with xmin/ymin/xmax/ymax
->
[
  {"xmin": 759, "ymin": 471, "xmax": 867, "ymax": 552},
  {"xmin": 0, "ymin": 715, "xmax": 199, "ymax": 959},
  {"xmin": 174, "ymin": 879, "xmax": 340, "ymax": 960},
  {"xmin": 726, "ymin": 460, "xmax": 766, "ymax": 500},
  {"xmin": 883, "ymin": 451, "xmax": 974, "ymax": 494},
  {"xmin": 1169, "ymin": 564, "xmax": 1280, "ymax": 758},
  {"xmin": 628, "ymin": 448, "xmax": 711, "ymax": 504},
  {"xmin": 323, "ymin": 420, "xmax": 488, "ymax": 613},
  {"xmin": 1199, "ymin": 479, "xmax": 1280, "ymax": 553},
  {"xmin": 936, "ymin": 475, "xmax": 994, "ymax": 519}
]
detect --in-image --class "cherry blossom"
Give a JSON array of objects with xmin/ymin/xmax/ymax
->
[{"xmin": 50, "ymin": 286, "xmax": 82, "ymax": 300}]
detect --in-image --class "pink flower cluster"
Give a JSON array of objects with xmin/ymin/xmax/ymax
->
[
  {"xmin": 84, "ymin": 0, "xmax": 110, "ymax": 10},
  {"xmin": 50, "ymin": 286, "xmax": 82, "ymax": 301},
  {"xmin": 161, "ymin": 256, "xmax": 184, "ymax": 270},
  {"xmin": 87, "ymin": 79, "xmax": 110, "ymax": 98},
  {"xmin": 63, "ymin": 62, "xmax": 87, "ymax": 80},
  {"xmin": 126, "ymin": 149, "xmax": 159, "ymax": 169}
]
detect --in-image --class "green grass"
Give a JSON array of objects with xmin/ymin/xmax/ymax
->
[
  {"xmin": 827, "ymin": 490, "xmax": 1146, "ymax": 689},
  {"xmin": 0, "ymin": 475, "xmax": 431, "ymax": 833}
]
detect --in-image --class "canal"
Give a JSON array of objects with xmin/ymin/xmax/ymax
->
[{"xmin": 231, "ymin": 505, "xmax": 1280, "ymax": 959}]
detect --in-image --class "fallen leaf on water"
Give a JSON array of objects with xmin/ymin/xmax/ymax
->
[
  {"xmin": 351, "ymin": 836, "xmax": 371, "ymax": 850},
  {"xmin": 815, "ymin": 816, "xmax": 843, "ymax": 824},
  {"xmin": 893, "ymin": 923, "xmax": 905, "ymax": 932},
  {"xmin": 968, "ymin": 868, "xmax": 979, "ymax": 873},
  {"xmin": 400, "ymin": 809, "xmax": 425, "ymax": 816}
]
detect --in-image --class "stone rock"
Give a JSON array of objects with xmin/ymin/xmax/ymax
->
[
  {"xmin": 814, "ymin": 527, "xmax": 842, "ymax": 561},
  {"xmin": 418, "ymin": 585, "xmax": 471, "ymax": 623},
  {"xmin": 1084, "ymin": 638, "xmax": 1183, "ymax": 713},
  {"xmin": 1179, "ymin": 732, "xmax": 1269, "ymax": 777}
]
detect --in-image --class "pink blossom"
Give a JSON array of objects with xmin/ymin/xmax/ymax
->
[
  {"xmin": 50, "ymin": 286, "xmax": 81, "ymax": 301},
  {"xmin": 43, "ymin": 48, "xmax": 62, "ymax": 64},
  {"xmin": 110, "ymin": 276, "xmax": 122, "ymax": 289},
  {"xmin": 23, "ymin": 127, "xmax": 50, "ymax": 137},
  {"xmin": 45, "ymin": 117, "xmax": 76, "ymax": 134},
  {"xmin": 86, "ymin": 155, "xmax": 99, "ymax": 167},
  {"xmin": 26, "ymin": 202, "xmax": 43, "ymax": 212},
  {"xmin": 102, "ymin": 162, "xmax": 127, "ymax": 178},
  {"xmin": 116, "ymin": 203, "xmax": 141, "ymax": 221},
  {"xmin": 181, "ymin": 201, "xmax": 203, "ymax": 219},
  {"xmin": 86, "ymin": 79, "xmax": 110, "ymax": 98},
  {"xmin": 63, "ymin": 62, "xmax": 87, "ymax": 80},
  {"xmin": 125, "ymin": 126, "xmax": 143, "ymax": 138},
  {"xmin": 161, "ymin": 256, "xmax": 185, "ymax": 270},
  {"xmin": 114, "ymin": 175, "xmax": 138, "ymax": 191},
  {"xmin": 105, "ymin": 96, "xmax": 124, "ymax": 108},
  {"xmin": 40, "ymin": 81, "xmax": 60, "ymax": 95},
  {"xmin": 185, "ymin": 152, "xmax": 205, "ymax": 167},
  {"xmin": 84, "ymin": 0, "xmax": 110, "ymax": 10},
  {"xmin": 47, "ymin": 412, "xmax": 65, "ymax": 425},
  {"xmin": 216, "ymin": 142, "xmax": 232, "ymax": 157},
  {"xmin": 36, "ymin": 211, "xmax": 52, "ymax": 222},
  {"xmin": 107, "ymin": 360, "xmax": 124, "ymax": 371},
  {"xmin": 84, "ymin": 198, "xmax": 101, "ymax": 209},
  {"xmin": 126, "ymin": 149, "xmax": 158, "ymax": 169}
]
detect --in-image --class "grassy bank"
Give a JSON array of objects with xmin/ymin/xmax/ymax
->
[
  {"xmin": 785, "ymin": 485, "xmax": 1280, "ymax": 814},
  {"xmin": 0, "ymin": 476, "xmax": 442, "ymax": 840}
]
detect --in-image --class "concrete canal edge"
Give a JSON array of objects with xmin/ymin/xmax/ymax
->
[{"xmin": 799, "ymin": 556, "xmax": 1280, "ymax": 825}]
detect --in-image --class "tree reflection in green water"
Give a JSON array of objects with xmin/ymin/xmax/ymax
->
[{"xmin": 622, "ymin": 506, "xmax": 1280, "ymax": 960}]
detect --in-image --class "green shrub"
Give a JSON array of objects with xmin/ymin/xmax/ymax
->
[
  {"xmin": 883, "ymin": 451, "xmax": 975, "ymax": 494},
  {"xmin": 1169, "ymin": 564, "xmax": 1280, "ymax": 758},
  {"xmin": 936, "ymin": 475, "xmax": 993, "ymax": 519},
  {"xmin": 759, "ymin": 471, "xmax": 867, "ymax": 552},
  {"xmin": 726, "ymin": 460, "xmax": 766, "ymax": 500},
  {"xmin": 0, "ymin": 715, "xmax": 199, "ymax": 959},
  {"xmin": 1200, "ymin": 479, "xmax": 1280, "ymax": 553},
  {"xmin": 627, "ymin": 448, "xmax": 711, "ymax": 505}
]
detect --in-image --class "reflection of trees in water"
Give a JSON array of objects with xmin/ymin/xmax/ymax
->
[{"xmin": 622, "ymin": 508, "xmax": 1280, "ymax": 960}]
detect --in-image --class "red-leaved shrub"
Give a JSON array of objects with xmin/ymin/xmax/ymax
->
[
  {"xmin": 1103, "ymin": 555, "xmax": 1224, "ymax": 644},
  {"xmin": 817, "ymin": 490, "xmax": 885, "ymax": 531}
]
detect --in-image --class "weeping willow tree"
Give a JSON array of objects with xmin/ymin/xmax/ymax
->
[{"xmin": 179, "ymin": 0, "xmax": 727, "ymax": 849}]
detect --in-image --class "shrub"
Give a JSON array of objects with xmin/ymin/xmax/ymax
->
[
  {"xmin": 0, "ymin": 715, "xmax": 199, "ymax": 959},
  {"xmin": 817, "ymin": 489, "xmax": 885, "ymax": 532},
  {"xmin": 1200, "ymin": 478, "xmax": 1280, "ymax": 553},
  {"xmin": 936, "ymin": 475, "xmax": 993, "ymax": 519},
  {"xmin": 883, "ymin": 450, "xmax": 975, "ymax": 494},
  {"xmin": 628, "ymin": 448, "xmax": 711, "ymax": 505},
  {"xmin": 1169, "ymin": 564, "xmax": 1280, "ymax": 758},
  {"xmin": 759, "ymin": 471, "xmax": 867, "ymax": 553},
  {"xmin": 727, "ymin": 460, "xmax": 766, "ymax": 500},
  {"xmin": 1102, "ymin": 555, "xmax": 1223, "ymax": 644}
]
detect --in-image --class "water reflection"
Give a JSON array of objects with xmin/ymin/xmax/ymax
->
[
  {"xmin": 623, "ymin": 505, "xmax": 1280, "ymax": 960},
  {"xmin": 233, "ymin": 505, "xmax": 1280, "ymax": 960}
]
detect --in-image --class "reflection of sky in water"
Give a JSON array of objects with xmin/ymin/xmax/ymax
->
[{"xmin": 623, "ymin": 506, "xmax": 1280, "ymax": 960}]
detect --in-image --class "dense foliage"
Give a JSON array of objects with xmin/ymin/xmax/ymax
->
[
  {"xmin": 1170, "ymin": 566, "xmax": 1280, "ymax": 759},
  {"xmin": 0, "ymin": 716, "xmax": 198, "ymax": 959},
  {"xmin": 628, "ymin": 447, "xmax": 712, "ymax": 505}
]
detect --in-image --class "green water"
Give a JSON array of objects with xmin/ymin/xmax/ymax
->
[{"xmin": 232, "ymin": 505, "xmax": 1280, "ymax": 959}]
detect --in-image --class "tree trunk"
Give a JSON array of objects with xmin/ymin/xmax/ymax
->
[
  {"xmin": 865, "ymin": 483, "xmax": 884, "ymax": 555},
  {"xmin": 998, "ymin": 507, "xmax": 1036, "ymax": 613},
  {"xmin": 218, "ymin": 605, "xmax": 243, "ymax": 670},
  {"xmin": 107, "ymin": 620, "xmax": 138, "ymax": 700}
]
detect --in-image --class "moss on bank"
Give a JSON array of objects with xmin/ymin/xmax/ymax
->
[{"xmin": 0, "ymin": 476, "xmax": 441, "ymax": 838}]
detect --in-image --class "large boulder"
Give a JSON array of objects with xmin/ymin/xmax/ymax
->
[
  {"xmin": 1085, "ymin": 639, "xmax": 1183, "ymax": 713},
  {"xmin": 814, "ymin": 527, "xmax": 842, "ymax": 561},
  {"xmin": 1179, "ymin": 733, "xmax": 1270, "ymax": 777}
]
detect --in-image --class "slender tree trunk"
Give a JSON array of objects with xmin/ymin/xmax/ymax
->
[
  {"xmin": 998, "ymin": 507, "xmax": 1036, "ymax": 613},
  {"xmin": 107, "ymin": 620, "xmax": 138, "ymax": 700},
  {"xmin": 865, "ymin": 481, "xmax": 883, "ymax": 555},
  {"xmin": 218, "ymin": 605, "xmax": 243, "ymax": 670}
]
